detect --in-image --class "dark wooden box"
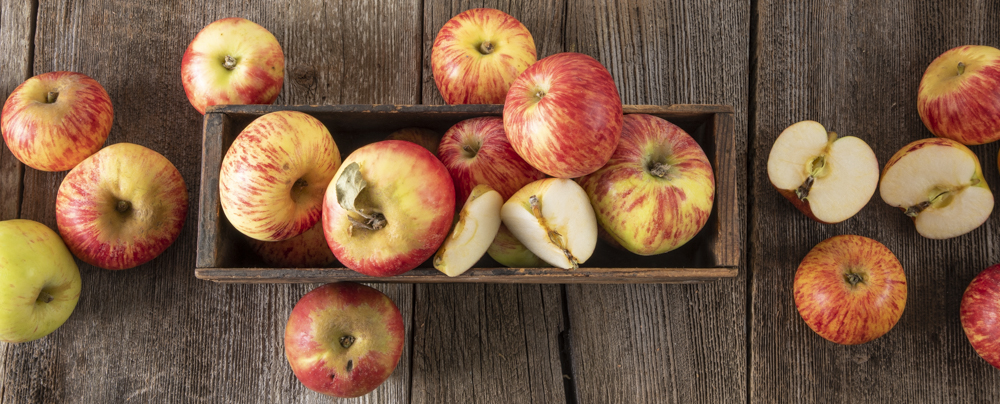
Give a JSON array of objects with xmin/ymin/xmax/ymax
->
[{"xmin": 195, "ymin": 104, "xmax": 739, "ymax": 283}]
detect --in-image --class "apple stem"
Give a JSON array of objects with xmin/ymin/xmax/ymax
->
[
  {"xmin": 223, "ymin": 55, "xmax": 237, "ymax": 70},
  {"xmin": 649, "ymin": 162, "xmax": 671, "ymax": 178},
  {"xmin": 478, "ymin": 41, "xmax": 495, "ymax": 55},
  {"xmin": 958, "ymin": 61, "xmax": 966, "ymax": 76},
  {"xmin": 46, "ymin": 91, "xmax": 59, "ymax": 103},
  {"xmin": 340, "ymin": 335, "xmax": 356, "ymax": 349},
  {"xmin": 37, "ymin": 290, "xmax": 54, "ymax": 304},
  {"xmin": 116, "ymin": 200, "xmax": 131, "ymax": 213}
]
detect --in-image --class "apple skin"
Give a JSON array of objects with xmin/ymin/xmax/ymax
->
[
  {"xmin": 220, "ymin": 111, "xmax": 341, "ymax": 242},
  {"xmin": 285, "ymin": 282, "xmax": 404, "ymax": 398},
  {"xmin": 181, "ymin": 17, "xmax": 284, "ymax": 114},
  {"xmin": 793, "ymin": 235, "xmax": 907, "ymax": 345},
  {"xmin": 960, "ymin": 263, "xmax": 1000, "ymax": 369},
  {"xmin": 386, "ymin": 127, "xmax": 441, "ymax": 155},
  {"xmin": 249, "ymin": 220, "xmax": 336, "ymax": 268},
  {"xmin": 431, "ymin": 8, "xmax": 536, "ymax": 104},
  {"xmin": 1, "ymin": 71, "xmax": 113, "ymax": 172},
  {"xmin": 917, "ymin": 45, "xmax": 1000, "ymax": 145},
  {"xmin": 323, "ymin": 140, "xmax": 455, "ymax": 277},
  {"xmin": 504, "ymin": 52, "xmax": 623, "ymax": 178},
  {"xmin": 578, "ymin": 114, "xmax": 714, "ymax": 255},
  {"xmin": 55, "ymin": 143, "xmax": 188, "ymax": 270},
  {"xmin": 0, "ymin": 219, "xmax": 81, "ymax": 343}
]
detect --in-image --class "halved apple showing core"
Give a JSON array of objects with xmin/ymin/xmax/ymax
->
[
  {"xmin": 500, "ymin": 178, "xmax": 597, "ymax": 269},
  {"xmin": 433, "ymin": 185, "xmax": 503, "ymax": 277},
  {"xmin": 767, "ymin": 120, "xmax": 879, "ymax": 224},
  {"xmin": 880, "ymin": 138, "xmax": 994, "ymax": 239}
]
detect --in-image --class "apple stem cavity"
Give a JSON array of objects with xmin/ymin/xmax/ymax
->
[
  {"xmin": 478, "ymin": 41, "xmax": 495, "ymax": 55},
  {"xmin": 462, "ymin": 143, "xmax": 480, "ymax": 158},
  {"xmin": 958, "ymin": 61, "xmax": 966, "ymax": 76},
  {"xmin": 339, "ymin": 335, "xmax": 356, "ymax": 349},
  {"xmin": 223, "ymin": 55, "xmax": 237, "ymax": 70},
  {"xmin": 37, "ymin": 290, "xmax": 55, "ymax": 304},
  {"xmin": 116, "ymin": 200, "xmax": 131, "ymax": 214},
  {"xmin": 45, "ymin": 91, "xmax": 59, "ymax": 104},
  {"xmin": 844, "ymin": 271, "xmax": 865, "ymax": 287}
]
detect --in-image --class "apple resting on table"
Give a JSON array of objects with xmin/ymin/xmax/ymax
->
[
  {"xmin": 181, "ymin": 17, "xmax": 284, "ymax": 114},
  {"xmin": 767, "ymin": 120, "xmax": 878, "ymax": 224},
  {"xmin": 917, "ymin": 45, "xmax": 1000, "ymax": 145},
  {"xmin": 0, "ymin": 219, "xmax": 81, "ymax": 343},
  {"xmin": 501, "ymin": 178, "xmax": 597, "ymax": 269},
  {"xmin": 56, "ymin": 143, "xmax": 188, "ymax": 270},
  {"xmin": 880, "ymin": 137, "xmax": 993, "ymax": 239},
  {"xmin": 1, "ymin": 71, "xmax": 113, "ymax": 172},
  {"xmin": 961, "ymin": 263, "xmax": 1000, "ymax": 370},
  {"xmin": 285, "ymin": 282, "xmax": 404, "ymax": 398}
]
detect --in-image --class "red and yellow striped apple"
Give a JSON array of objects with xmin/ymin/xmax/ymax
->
[
  {"xmin": 579, "ymin": 114, "xmax": 714, "ymax": 255},
  {"xmin": 431, "ymin": 8, "xmax": 536, "ymax": 104},
  {"xmin": 917, "ymin": 45, "xmax": 1000, "ymax": 145},
  {"xmin": 55, "ymin": 143, "xmax": 188, "ymax": 270},
  {"xmin": 1, "ymin": 71, "xmax": 112, "ymax": 172},
  {"xmin": 794, "ymin": 235, "xmax": 907, "ymax": 345},
  {"xmin": 220, "ymin": 111, "xmax": 341, "ymax": 242},
  {"xmin": 323, "ymin": 140, "xmax": 454, "ymax": 277},
  {"xmin": 961, "ymin": 263, "xmax": 1000, "ymax": 369},
  {"xmin": 504, "ymin": 52, "xmax": 622, "ymax": 178},
  {"xmin": 181, "ymin": 17, "xmax": 284, "ymax": 114},
  {"xmin": 285, "ymin": 282, "xmax": 404, "ymax": 398}
]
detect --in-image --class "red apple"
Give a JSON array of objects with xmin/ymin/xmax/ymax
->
[
  {"xmin": 220, "ymin": 110, "xmax": 341, "ymax": 242},
  {"xmin": 181, "ymin": 17, "xmax": 284, "ymax": 114},
  {"xmin": 385, "ymin": 127, "xmax": 441, "ymax": 155},
  {"xmin": 248, "ymin": 220, "xmax": 336, "ymax": 268},
  {"xmin": 1, "ymin": 71, "xmax": 112, "ymax": 171},
  {"xmin": 431, "ymin": 8, "xmax": 536, "ymax": 104},
  {"xmin": 285, "ymin": 282, "xmax": 404, "ymax": 398},
  {"xmin": 578, "ymin": 114, "xmax": 715, "ymax": 255},
  {"xmin": 503, "ymin": 52, "xmax": 623, "ymax": 178},
  {"xmin": 917, "ymin": 45, "xmax": 1000, "ymax": 145},
  {"xmin": 793, "ymin": 235, "xmax": 907, "ymax": 345},
  {"xmin": 55, "ymin": 143, "xmax": 188, "ymax": 270},
  {"xmin": 961, "ymin": 263, "xmax": 1000, "ymax": 369},
  {"xmin": 323, "ymin": 140, "xmax": 454, "ymax": 277}
]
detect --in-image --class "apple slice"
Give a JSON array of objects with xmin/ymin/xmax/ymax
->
[
  {"xmin": 433, "ymin": 185, "xmax": 503, "ymax": 277},
  {"xmin": 767, "ymin": 120, "xmax": 879, "ymax": 224},
  {"xmin": 501, "ymin": 178, "xmax": 597, "ymax": 269},
  {"xmin": 880, "ymin": 138, "xmax": 993, "ymax": 239}
]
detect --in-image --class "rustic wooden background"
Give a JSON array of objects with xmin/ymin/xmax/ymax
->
[{"xmin": 0, "ymin": 0, "xmax": 998, "ymax": 403}]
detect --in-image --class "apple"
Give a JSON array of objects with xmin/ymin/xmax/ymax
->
[
  {"xmin": 181, "ymin": 17, "xmax": 285, "ymax": 114},
  {"xmin": 917, "ymin": 45, "xmax": 1000, "ymax": 145},
  {"xmin": 486, "ymin": 224, "xmax": 549, "ymax": 268},
  {"xmin": 386, "ymin": 127, "xmax": 441, "ymax": 155},
  {"xmin": 767, "ymin": 120, "xmax": 879, "ymax": 224},
  {"xmin": 248, "ymin": 220, "xmax": 336, "ymax": 268},
  {"xmin": 793, "ymin": 235, "xmax": 907, "ymax": 345},
  {"xmin": 1, "ymin": 71, "xmax": 113, "ymax": 172},
  {"xmin": 578, "ymin": 114, "xmax": 714, "ymax": 255},
  {"xmin": 431, "ymin": 8, "xmax": 536, "ymax": 104},
  {"xmin": 434, "ymin": 185, "xmax": 503, "ymax": 277},
  {"xmin": 323, "ymin": 140, "xmax": 455, "ymax": 277},
  {"xmin": 55, "ymin": 143, "xmax": 188, "ymax": 270},
  {"xmin": 285, "ymin": 282, "xmax": 404, "ymax": 398},
  {"xmin": 501, "ymin": 178, "xmax": 597, "ymax": 269},
  {"xmin": 220, "ymin": 110, "xmax": 341, "ymax": 242},
  {"xmin": 961, "ymin": 263, "xmax": 1000, "ymax": 369},
  {"xmin": 880, "ymin": 137, "xmax": 993, "ymax": 239},
  {"xmin": 0, "ymin": 219, "xmax": 81, "ymax": 343},
  {"xmin": 503, "ymin": 52, "xmax": 623, "ymax": 178}
]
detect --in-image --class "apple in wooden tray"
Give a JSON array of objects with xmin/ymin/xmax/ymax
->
[
  {"xmin": 794, "ymin": 235, "xmax": 907, "ymax": 345},
  {"xmin": 504, "ymin": 52, "xmax": 623, "ymax": 178},
  {"xmin": 880, "ymin": 138, "xmax": 993, "ymax": 239},
  {"xmin": 431, "ymin": 8, "xmax": 537, "ymax": 104},
  {"xmin": 961, "ymin": 263, "xmax": 1000, "ymax": 369},
  {"xmin": 385, "ymin": 127, "xmax": 441, "ymax": 155},
  {"xmin": 323, "ymin": 140, "xmax": 455, "ymax": 277},
  {"xmin": 501, "ymin": 178, "xmax": 597, "ymax": 269},
  {"xmin": 578, "ymin": 114, "xmax": 714, "ymax": 255},
  {"xmin": 181, "ymin": 17, "xmax": 285, "ymax": 114},
  {"xmin": 55, "ymin": 143, "xmax": 188, "ymax": 270},
  {"xmin": 249, "ymin": 220, "xmax": 336, "ymax": 268},
  {"xmin": 767, "ymin": 120, "xmax": 879, "ymax": 224},
  {"xmin": 434, "ymin": 185, "xmax": 503, "ymax": 277},
  {"xmin": 918, "ymin": 45, "xmax": 1000, "ymax": 145},
  {"xmin": 219, "ymin": 110, "xmax": 341, "ymax": 242},
  {"xmin": 1, "ymin": 71, "xmax": 113, "ymax": 172}
]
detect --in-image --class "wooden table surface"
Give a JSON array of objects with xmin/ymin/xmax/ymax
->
[{"xmin": 1, "ymin": 0, "xmax": 999, "ymax": 403}]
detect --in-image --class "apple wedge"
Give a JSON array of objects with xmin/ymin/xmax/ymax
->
[
  {"xmin": 433, "ymin": 185, "xmax": 503, "ymax": 277},
  {"xmin": 767, "ymin": 120, "xmax": 879, "ymax": 223},
  {"xmin": 880, "ymin": 138, "xmax": 993, "ymax": 239},
  {"xmin": 501, "ymin": 178, "xmax": 597, "ymax": 269}
]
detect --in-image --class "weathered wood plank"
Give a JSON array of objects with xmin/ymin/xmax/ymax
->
[
  {"xmin": 562, "ymin": 0, "xmax": 750, "ymax": 403},
  {"xmin": 752, "ymin": 1, "xmax": 1000, "ymax": 402},
  {"xmin": 3, "ymin": 1, "xmax": 420, "ymax": 403},
  {"xmin": 0, "ymin": 0, "xmax": 30, "ymax": 221},
  {"xmin": 411, "ymin": 2, "xmax": 568, "ymax": 403}
]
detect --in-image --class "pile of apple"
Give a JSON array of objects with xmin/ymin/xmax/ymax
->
[{"xmin": 768, "ymin": 45, "xmax": 1000, "ymax": 369}]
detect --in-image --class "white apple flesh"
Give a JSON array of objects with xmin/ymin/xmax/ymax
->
[
  {"xmin": 434, "ymin": 185, "xmax": 503, "ymax": 277},
  {"xmin": 500, "ymin": 178, "xmax": 597, "ymax": 269}
]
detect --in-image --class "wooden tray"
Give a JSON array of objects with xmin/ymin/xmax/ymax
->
[{"xmin": 195, "ymin": 104, "xmax": 739, "ymax": 283}]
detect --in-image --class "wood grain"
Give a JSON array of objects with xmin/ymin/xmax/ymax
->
[
  {"xmin": 0, "ymin": 0, "xmax": 31, "ymax": 221},
  {"xmin": 3, "ymin": 1, "xmax": 420, "ymax": 403},
  {"xmin": 752, "ymin": 1, "xmax": 1000, "ymax": 402},
  {"xmin": 562, "ymin": 0, "xmax": 750, "ymax": 403}
]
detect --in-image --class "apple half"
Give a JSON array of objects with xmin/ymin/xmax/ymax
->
[
  {"xmin": 767, "ymin": 120, "xmax": 879, "ymax": 224},
  {"xmin": 880, "ymin": 138, "xmax": 993, "ymax": 239},
  {"xmin": 500, "ymin": 178, "xmax": 596, "ymax": 269},
  {"xmin": 433, "ymin": 184, "xmax": 503, "ymax": 277}
]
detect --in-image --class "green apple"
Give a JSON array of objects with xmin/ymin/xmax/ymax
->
[{"xmin": 0, "ymin": 219, "xmax": 81, "ymax": 343}]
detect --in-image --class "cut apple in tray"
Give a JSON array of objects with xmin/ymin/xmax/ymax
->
[
  {"xmin": 434, "ymin": 185, "xmax": 503, "ymax": 277},
  {"xmin": 880, "ymin": 138, "xmax": 993, "ymax": 239},
  {"xmin": 501, "ymin": 178, "xmax": 597, "ymax": 269},
  {"xmin": 767, "ymin": 120, "xmax": 879, "ymax": 224}
]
